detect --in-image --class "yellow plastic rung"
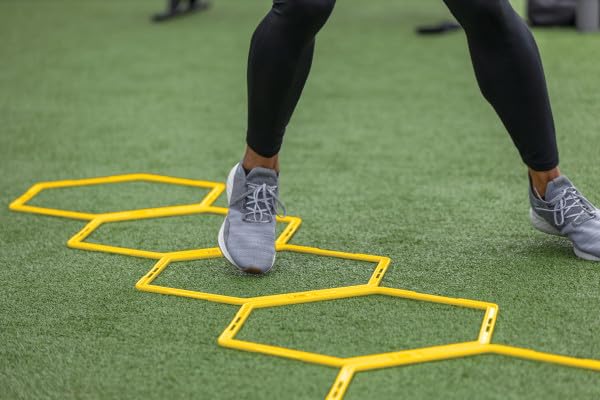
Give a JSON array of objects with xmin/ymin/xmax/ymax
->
[
  {"xmin": 488, "ymin": 344, "xmax": 600, "ymax": 371},
  {"xmin": 326, "ymin": 366, "xmax": 356, "ymax": 400}
]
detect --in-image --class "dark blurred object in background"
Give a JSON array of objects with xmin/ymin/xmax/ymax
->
[
  {"xmin": 152, "ymin": 0, "xmax": 210, "ymax": 22},
  {"xmin": 415, "ymin": 21, "xmax": 461, "ymax": 35},
  {"xmin": 528, "ymin": 0, "xmax": 600, "ymax": 31},
  {"xmin": 528, "ymin": 0, "xmax": 577, "ymax": 26},
  {"xmin": 416, "ymin": 1, "xmax": 598, "ymax": 36}
]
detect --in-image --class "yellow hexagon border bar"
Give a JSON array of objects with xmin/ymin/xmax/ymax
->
[
  {"xmin": 135, "ymin": 244, "xmax": 391, "ymax": 306},
  {"xmin": 66, "ymin": 205, "xmax": 303, "ymax": 260},
  {"xmin": 9, "ymin": 173, "xmax": 225, "ymax": 220},
  {"xmin": 217, "ymin": 286, "xmax": 498, "ymax": 395}
]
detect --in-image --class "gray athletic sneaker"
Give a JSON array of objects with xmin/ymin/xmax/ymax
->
[
  {"xmin": 218, "ymin": 163, "xmax": 285, "ymax": 274},
  {"xmin": 529, "ymin": 176, "xmax": 600, "ymax": 261}
]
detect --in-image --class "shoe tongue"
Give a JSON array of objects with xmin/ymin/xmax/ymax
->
[
  {"xmin": 544, "ymin": 176, "xmax": 573, "ymax": 199},
  {"xmin": 246, "ymin": 167, "xmax": 278, "ymax": 187}
]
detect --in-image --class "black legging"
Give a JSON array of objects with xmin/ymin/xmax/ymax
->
[{"xmin": 246, "ymin": 0, "xmax": 559, "ymax": 171}]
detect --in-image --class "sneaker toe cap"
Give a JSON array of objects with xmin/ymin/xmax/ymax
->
[
  {"xmin": 229, "ymin": 248, "xmax": 276, "ymax": 274},
  {"xmin": 225, "ymin": 228, "xmax": 276, "ymax": 274},
  {"xmin": 570, "ymin": 219, "xmax": 600, "ymax": 260}
]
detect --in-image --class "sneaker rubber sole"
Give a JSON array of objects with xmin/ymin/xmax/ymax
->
[{"xmin": 529, "ymin": 208, "xmax": 600, "ymax": 261}]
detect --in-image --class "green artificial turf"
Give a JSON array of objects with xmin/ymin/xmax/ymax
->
[{"xmin": 1, "ymin": 0, "xmax": 600, "ymax": 399}]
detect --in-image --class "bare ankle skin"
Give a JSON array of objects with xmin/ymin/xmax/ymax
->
[
  {"xmin": 242, "ymin": 146, "xmax": 279, "ymax": 173},
  {"xmin": 529, "ymin": 167, "xmax": 561, "ymax": 198}
]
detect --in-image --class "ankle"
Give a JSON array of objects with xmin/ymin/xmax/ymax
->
[
  {"xmin": 242, "ymin": 146, "xmax": 279, "ymax": 173},
  {"xmin": 529, "ymin": 167, "xmax": 561, "ymax": 198}
]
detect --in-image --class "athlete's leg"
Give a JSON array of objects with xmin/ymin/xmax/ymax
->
[
  {"xmin": 219, "ymin": 0, "xmax": 335, "ymax": 273},
  {"xmin": 444, "ymin": 0, "xmax": 600, "ymax": 261},
  {"xmin": 243, "ymin": 40, "xmax": 315, "ymax": 172},
  {"xmin": 245, "ymin": 0, "xmax": 335, "ymax": 171},
  {"xmin": 443, "ymin": 0, "xmax": 559, "ymax": 194}
]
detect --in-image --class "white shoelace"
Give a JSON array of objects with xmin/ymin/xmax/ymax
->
[
  {"xmin": 535, "ymin": 187, "xmax": 595, "ymax": 227},
  {"xmin": 230, "ymin": 183, "xmax": 286, "ymax": 223}
]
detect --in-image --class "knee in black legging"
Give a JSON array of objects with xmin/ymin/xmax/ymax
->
[
  {"xmin": 273, "ymin": 0, "xmax": 336, "ymax": 29},
  {"xmin": 444, "ymin": 0, "xmax": 514, "ymax": 33}
]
